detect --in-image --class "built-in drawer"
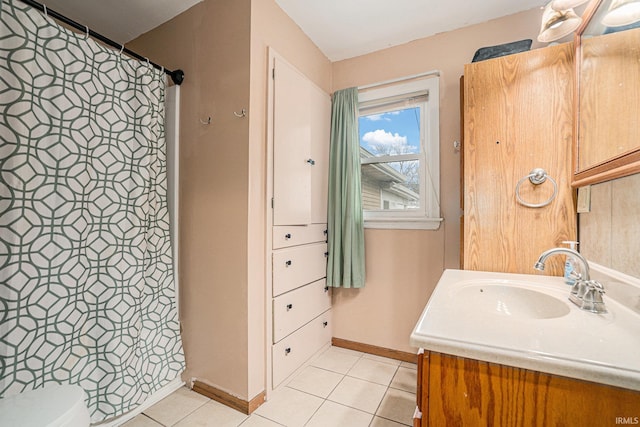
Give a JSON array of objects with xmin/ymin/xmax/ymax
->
[
  {"xmin": 273, "ymin": 279, "xmax": 331, "ymax": 343},
  {"xmin": 273, "ymin": 224, "xmax": 327, "ymax": 249},
  {"xmin": 272, "ymin": 309, "xmax": 332, "ymax": 388},
  {"xmin": 272, "ymin": 242, "xmax": 327, "ymax": 297}
]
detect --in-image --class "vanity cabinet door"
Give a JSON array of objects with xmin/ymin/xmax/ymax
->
[
  {"xmin": 424, "ymin": 352, "xmax": 640, "ymax": 426},
  {"xmin": 463, "ymin": 43, "xmax": 577, "ymax": 275}
]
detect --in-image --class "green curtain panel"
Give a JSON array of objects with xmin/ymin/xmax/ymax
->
[
  {"xmin": 327, "ymin": 87, "xmax": 366, "ymax": 288},
  {"xmin": 0, "ymin": 0, "xmax": 184, "ymax": 421}
]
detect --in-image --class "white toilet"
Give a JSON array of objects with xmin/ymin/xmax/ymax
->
[{"xmin": 0, "ymin": 384, "xmax": 90, "ymax": 427}]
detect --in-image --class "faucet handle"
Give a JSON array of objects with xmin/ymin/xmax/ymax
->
[
  {"xmin": 570, "ymin": 278, "xmax": 588, "ymax": 298},
  {"xmin": 568, "ymin": 270, "xmax": 583, "ymax": 281},
  {"xmin": 581, "ymin": 280, "xmax": 607, "ymax": 313},
  {"xmin": 586, "ymin": 280, "xmax": 605, "ymax": 294}
]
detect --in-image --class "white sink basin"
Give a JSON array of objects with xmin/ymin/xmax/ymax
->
[
  {"xmin": 454, "ymin": 281, "xmax": 571, "ymax": 320},
  {"xmin": 410, "ymin": 269, "xmax": 640, "ymax": 392}
]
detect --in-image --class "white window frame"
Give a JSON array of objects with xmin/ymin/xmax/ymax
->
[{"xmin": 358, "ymin": 76, "xmax": 442, "ymax": 230}]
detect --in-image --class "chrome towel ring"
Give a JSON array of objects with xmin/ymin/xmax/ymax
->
[{"xmin": 515, "ymin": 168, "xmax": 558, "ymax": 208}]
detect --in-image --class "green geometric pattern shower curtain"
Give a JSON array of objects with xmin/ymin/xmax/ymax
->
[{"xmin": 0, "ymin": 0, "xmax": 185, "ymax": 421}]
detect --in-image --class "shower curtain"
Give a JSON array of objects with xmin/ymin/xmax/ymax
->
[{"xmin": 0, "ymin": 0, "xmax": 185, "ymax": 421}]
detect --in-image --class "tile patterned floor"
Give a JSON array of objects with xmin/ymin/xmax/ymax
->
[{"xmin": 123, "ymin": 346, "xmax": 417, "ymax": 427}]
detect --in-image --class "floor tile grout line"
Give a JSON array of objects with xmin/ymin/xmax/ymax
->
[
  {"xmin": 143, "ymin": 395, "xmax": 211, "ymax": 427},
  {"xmin": 344, "ymin": 372, "xmax": 395, "ymax": 388},
  {"xmin": 388, "ymin": 384, "xmax": 417, "ymax": 393},
  {"xmin": 370, "ymin": 413, "xmax": 413, "ymax": 427},
  {"xmin": 370, "ymin": 365, "xmax": 401, "ymax": 421},
  {"xmin": 301, "ymin": 396, "xmax": 326, "ymax": 427},
  {"xmin": 292, "ymin": 366, "xmax": 348, "ymax": 400},
  {"xmin": 237, "ymin": 413, "xmax": 286, "ymax": 427},
  {"xmin": 325, "ymin": 395, "xmax": 384, "ymax": 416}
]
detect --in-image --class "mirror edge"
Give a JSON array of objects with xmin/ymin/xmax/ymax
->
[{"xmin": 572, "ymin": 0, "xmax": 640, "ymax": 188}]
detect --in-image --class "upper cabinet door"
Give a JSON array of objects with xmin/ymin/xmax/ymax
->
[
  {"xmin": 463, "ymin": 43, "xmax": 576, "ymax": 275},
  {"xmin": 309, "ymin": 84, "xmax": 331, "ymax": 224},
  {"xmin": 273, "ymin": 57, "xmax": 312, "ymax": 226}
]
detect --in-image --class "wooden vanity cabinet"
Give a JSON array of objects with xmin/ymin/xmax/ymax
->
[{"xmin": 415, "ymin": 351, "xmax": 640, "ymax": 427}]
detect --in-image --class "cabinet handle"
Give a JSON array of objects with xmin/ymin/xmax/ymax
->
[
  {"xmin": 286, "ymin": 303, "xmax": 293, "ymax": 311},
  {"xmin": 306, "ymin": 159, "xmax": 315, "ymax": 165},
  {"xmin": 285, "ymin": 233, "xmax": 292, "ymax": 239},
  {"xmin": 324, "ymin": 252, "xmax": 329, "ymax": 257},
  {"xmin": 285, "ymin": 347, "xmax": 291, "ymax": 355},
  {"xmin": 322, "ymin": 321, "xmax": 328, "ymax": 328},
  {"xmin": 324, "ymin": 229, "xmax": 328, "ymax": 235},
  {"xmin": 285, "ymin": 260, "xmax": 292, "ymax": 266},
  {"xmin": 324, "ymin": 286, "xmax": 329, "ymax": 292}
]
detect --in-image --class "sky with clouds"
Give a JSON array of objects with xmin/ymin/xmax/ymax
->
[{"xmin": 359, "ymin": 107, "xmax": 421, "ymax": 156}]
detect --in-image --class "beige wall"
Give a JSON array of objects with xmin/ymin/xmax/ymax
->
[
  {"xmin": 130, "ymin": 0, "xmax": 330, "ymax": 401},
  {"xmin": 247, "ymin": 0, "xmax": 331, "ymax": 399},
  {"xmin": 330, "ymin": 8, "xmax": 548, "ymax": 352},
  {"xmin": 129, "ymin": 0, "xmax": 254, "ymax": 400}
]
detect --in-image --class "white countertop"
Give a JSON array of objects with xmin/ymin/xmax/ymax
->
[{"xmin": 410, "ymin": 269, "xmax": 640, "ymax": 391}]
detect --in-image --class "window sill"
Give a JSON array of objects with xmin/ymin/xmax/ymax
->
[{"xmin": 363, "ymin": 218, "xmax": 443, "ymax": 230}]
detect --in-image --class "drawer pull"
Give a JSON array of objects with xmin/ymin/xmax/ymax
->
[
  {"xmin": 285, "ymin": 347, "xmax": 292, "ymax": 355},
  {"xmin": 306, "ymin": 158, "xmax": 315, "ymax": 166},
  {"xmin": 323, "ymin": 321, "xmax": 328, "ymax": 328},
  {"xmin": 285, "ymin": 260, "xmax": 292, "ymax": 266},
  {"xmin": 286, "ymin": 303, "xmax": 293, "ymax": 311},
  {"xmin": 324, "ymin": 286, "xmax": 329, "ymax": 292},
  {"xmin": 324, "ymin": 229, "xmax": 328, "ymax": 235},
  {"xmin": 285, "ymin": 233, "xmax": 292, "ymax": 239},
  {"xmin": 324, "ymin": 252, "xmax": 329, "ymax": 257}
]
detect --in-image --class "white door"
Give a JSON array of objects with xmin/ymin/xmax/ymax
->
[
  {"xmin": 273, "ymin": 57, "xmax": 312, "ymax": 226},
  {"xmin": 309, "ymin": 84, "xmax": 331, "ymax": 224}
]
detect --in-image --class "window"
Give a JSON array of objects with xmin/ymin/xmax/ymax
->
[{"xmin": 358, "ymin": 76, "xmax": 441, "ymax": 230}]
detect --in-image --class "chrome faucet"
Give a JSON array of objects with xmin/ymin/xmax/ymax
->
[
  {"xmin": 534, "ymin": 248, "xmax": 590, "ymax": 281},
  {"xmin": 534, "ymin": 247, "xmax": 607, "ymax": 313}
]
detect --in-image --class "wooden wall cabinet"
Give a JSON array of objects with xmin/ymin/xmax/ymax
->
[
  {"xmin": 415, "ymin": 351, "xmax": 640, "ymax": 427},
  {"xmin": 463, "ymin": 43, "xmax": 577, "ymax": 275}
]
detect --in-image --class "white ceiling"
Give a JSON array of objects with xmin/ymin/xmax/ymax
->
[
  {"xmin": 275, "ymin": 0, "xmax": 549, "ymax": 61},
  {"xmin": 39, "ymin": 0, "xmax": 547, "ymax": 60},
  {"xmin": 42, "ymin": 0, "xmax": 203, "ymax": 45}
]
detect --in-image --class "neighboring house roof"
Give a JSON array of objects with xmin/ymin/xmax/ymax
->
[{"xmin": 360, "ymin": 146, "xmax": 419, "ymax": 201}]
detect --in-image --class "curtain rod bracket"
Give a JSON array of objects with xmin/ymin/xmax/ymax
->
[{"xmin": 170, "ymin": 70, "xmax": 185, "ymax": 86}]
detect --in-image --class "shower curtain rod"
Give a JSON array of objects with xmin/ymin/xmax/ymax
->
[{"xmin": 16, "ymin": 0, "xmax": 185, "ymax": 85}]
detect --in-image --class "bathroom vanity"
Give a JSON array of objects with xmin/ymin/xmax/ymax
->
[{"xmin": 410, "ymin": 269, "xmax": 640, "ymax": 426}]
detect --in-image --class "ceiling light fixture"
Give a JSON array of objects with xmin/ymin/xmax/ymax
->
[
  {"xmin": 538, "ymin": 2, "xmax": 583, "ymax": 42},
  {"xmin": 602, "ymin": 0, "xmax": 640, "ymax": 26}
]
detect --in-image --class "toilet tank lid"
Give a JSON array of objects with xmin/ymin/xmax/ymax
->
[{"xmin": 0, "ymin": 384, "xmax": 88, "ymax": 427}]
